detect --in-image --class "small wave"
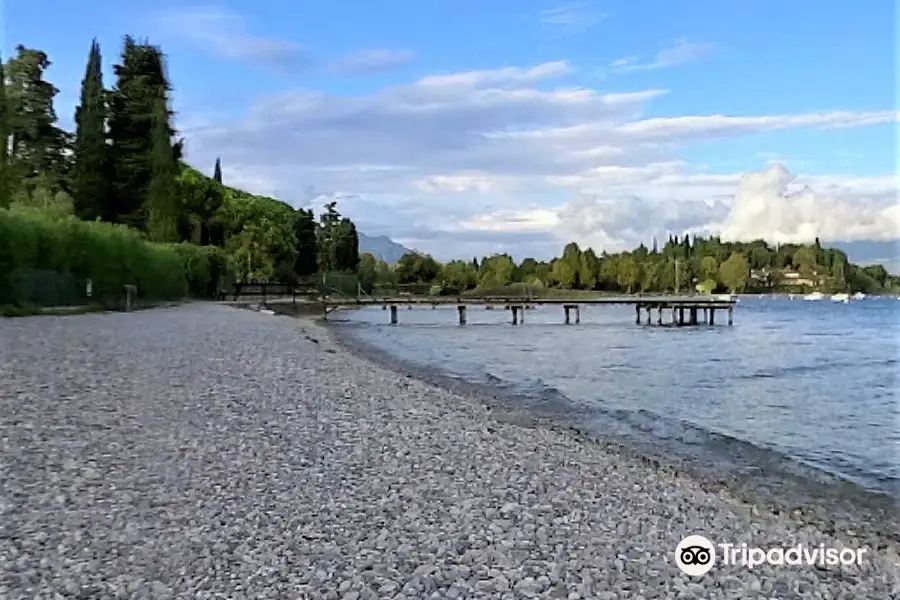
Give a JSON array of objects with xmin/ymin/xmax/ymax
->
[
  {"xmin": 740, "ymin": 358, "xmax": 898, "ymax": 380},
  {"xmin": 580, "ymin": 406, "xmax": 899, "ymax": 498}
]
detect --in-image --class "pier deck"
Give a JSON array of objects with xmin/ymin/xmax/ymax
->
[{"xmin": 322, "ymin": 295, "xmax": 737, "ymax": 327}]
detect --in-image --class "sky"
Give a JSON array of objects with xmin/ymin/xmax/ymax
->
[{"xmin": 3, "ymin": 0, "xmax": 899, "ymax": 266}]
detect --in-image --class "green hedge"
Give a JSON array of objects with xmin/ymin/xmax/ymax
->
[{"xmin": 0, "ymin": 208, "xmax": 227, "ymax": 307}]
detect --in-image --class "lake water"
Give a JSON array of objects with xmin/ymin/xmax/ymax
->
[{"xmin": 332, "ymin": 297, "xmax": 900, "ymax": 498}]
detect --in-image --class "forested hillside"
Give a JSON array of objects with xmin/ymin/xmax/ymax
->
[{"xmin": 0, "ymin": 38, "xmax": 360, "ymax": 308}]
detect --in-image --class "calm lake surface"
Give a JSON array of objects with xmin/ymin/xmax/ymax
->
[{"xmin": 333, "ymin": 297, "xmax": 900, "ymax": 497}]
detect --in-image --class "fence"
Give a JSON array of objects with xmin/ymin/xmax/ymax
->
[{"xmin": 4, "ymin": 268, "xmax": 91, "ymax": 307}]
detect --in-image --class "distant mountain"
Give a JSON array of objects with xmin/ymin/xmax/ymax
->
[{"xmin": 358, "ymin": 233, "xmax": 413, "ymax": 263}]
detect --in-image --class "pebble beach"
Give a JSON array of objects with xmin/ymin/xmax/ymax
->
[{"xmin": 1, "ymin": 303, "xmax": 897, "ymax": 599}]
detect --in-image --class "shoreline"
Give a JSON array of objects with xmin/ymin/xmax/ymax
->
[{"xmin": 296, "ymin": 311, "xmax": 899, "ymax": 548}]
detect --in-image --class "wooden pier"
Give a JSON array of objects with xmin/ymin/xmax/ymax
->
[{"xmin": 322, "ymin": 296, "xmax": 736, "ymax": 327}]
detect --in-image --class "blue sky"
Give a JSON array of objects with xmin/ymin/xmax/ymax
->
[{"xmin": 4, "ymin": 1, "xmax": 898, "ymax": 264}]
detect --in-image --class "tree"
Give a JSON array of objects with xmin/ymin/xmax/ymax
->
[
  {"xmin": 316, "ymin": 201, "xmax": 341, "ymax": 272},
  {"xmin": 396, "ymin": 252, "xmax": 440, "ymax": 283},
  {"xmin": 598, "ymin": 256, "xmax": 618, "ymax": 290},
  {"xmin": 699, "ymin": 256, "xmax": 718, "ymax": 281},
  {"xmin": 213, "ymin": 157, "xmax": 222, "ymax": 184},
  {"xmin": 292, "ymin": 208, "xmax": 317, "ymax": 279},
  {"xmin": 550, "ymin": 258, "xmax": 577, "ymax": 288},
  {"xmin": 792, "ymin": 245, "xmax": 818, "ymax": 277},
  {"xmin": 478, "ymin": 254, "xmax": 515, "ymax": 288},
  {"xmin": 357, "ymin": 252, "xmax": 377, "ymax": 293},
  {"xmin": 640, "ymin": 258, "xmax": 662, "ymax": 292},
  {"xmin": 560, "ymin": 242, "xmax": 583, "ymax": 287},
  {"xmin": 0, "ymin": 57, "xmax": 10, "ymax": 207},
  {"xmin": 580, "ymin": 249, "xmax": 599, "ymax": 289},
  {"xmin": 616, "ymin": 255, "xmax": 640, "ymax": 293},
  {"xmin": 442, "ymin": 260, "xmax": 477, "ymax": 291},
  {"xmin": 108, "ymin": 37, "xmax": 179, "ymax": 228},
  {"xmin": 719, "ymin": 252, "xmax": 750, "ymax": 293},
  {"xmin": 145, "ymin": 96, "xmax": 178, "ymax": 241},
  {"xmin": 333, "ymin": 218, "xmax": 360, "ymax": 272},
  {"xmin": 5, "ymin": 46, "xmax": 68, "ymax": 193},
  {"xmin": 516, "ymin": 257, "xmax": 538, "ymax": 282},
  {"xmin": 71, "ymin": 39, "xmax": 110, "ymax": 221}
]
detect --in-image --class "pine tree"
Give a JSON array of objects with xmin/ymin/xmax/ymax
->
[
  {"xmin": 145, "ymin": 95, "xmax": 178, "ymax": 241},
  {"xmin": 71, "ymin": 39, "xmax": 109, "ymax": 221},
  {"xmin": 108, "ymin": 37, "xmax": 178, "ymax": 228},
  {"xmin": 5, "ymin": 46, "xmax": 68, "ymax": 193}
]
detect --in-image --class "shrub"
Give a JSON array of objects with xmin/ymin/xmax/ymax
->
[{"xmin": 0, "ymin": 209, "xmax": 189, "ymax": 307}]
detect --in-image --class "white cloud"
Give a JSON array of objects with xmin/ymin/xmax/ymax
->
[
  {"xmin": 156, "ymin": 6, "xmax": 307, "ymax": 70},
  {"xmin": 536, "ymin": 3, "xmax": 608, "ymax": 34},
  {"xmin": 329, "ymin": 49, "xmax": 416, "ymax": 74},
  {"xmin": 181, "ymin": 59, "xmax": 898, "ymax": 260},
  {"xmin": 717, "ymin": 164, "xmax": 900, "ymax": 244},
  {"xmin": 608, "ymin": 39, "xmax": 716, "ymax": 73}
]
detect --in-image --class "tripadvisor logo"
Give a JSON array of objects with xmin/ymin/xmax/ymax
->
[
  {"xmin": 675, "ymin": 535, "xmax": 716, "ymax": 577},
  {"xmin": 674, "ymin": 534, "xmax": 868, "ymax": 577}
]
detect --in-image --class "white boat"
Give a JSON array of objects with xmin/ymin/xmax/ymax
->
[
  {"xmin": 804, "ymin": 292, "xmax": 825, "ymax": 301},
  {"xmin": 831, "ymin": 293, "xmax": 849, "ymax": 303},
  {"xmin": 852, "ymin": 292, "xmax": 866, "ymax": 300}
]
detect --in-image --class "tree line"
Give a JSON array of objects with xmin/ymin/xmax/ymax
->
[
  {"xmin": 359, "ymin": 235, "xmax": 898, "ymax": 296},
  {"xmin": 0, "ymin": 38, "xmax": 360, "ymax": 305}
]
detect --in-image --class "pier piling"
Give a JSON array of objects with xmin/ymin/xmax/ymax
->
[{"xmin": 327, "ymin": 295, "xmax": 736, "ymax": 329}]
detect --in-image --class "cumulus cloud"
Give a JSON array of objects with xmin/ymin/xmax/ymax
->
[
  {"xmin": 717, "ymin": 164, "xmax": 900, "ymax": 244},
  {"xmin": 609, "ymin": 39, "xmax": 716, "ymax": 74},
  {"xmin": 181, "ymin": 59, "xmax": 898, "ymax": 260}
]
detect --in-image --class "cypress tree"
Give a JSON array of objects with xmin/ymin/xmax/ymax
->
[
  {"xmin": 108, "ymin": 36, "xmax": 178, "ymax": 229},
  {"xmin": 71, "ymin": 39, "xmax": 109, "ymax": 221},
  {"xmin": 293, "ymin": 208, "xmax": 318, "ymax": 279},
  {"xmin": 213, "ymin": 157, "xmax": 222, "ymax": 184},
  {"xmin": 145, "ymin": 95, "xmax": 178, "ymax": 241}
]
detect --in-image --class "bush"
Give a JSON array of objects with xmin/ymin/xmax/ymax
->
[
  {"xmin": 0, "ymin": 208, "xmax": 189, "ymax": 307},
  {"xmin": 173, "ymin": 243, "xmax": 233, "ymax": 298},
  {"xmin": 322, "ymin": 271, "xmax": 361, "ymax": 297}
]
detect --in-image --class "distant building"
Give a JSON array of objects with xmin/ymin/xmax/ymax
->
[{"xmin": 748, "ymin": 269, "xmax": 819, "ymax": 288}]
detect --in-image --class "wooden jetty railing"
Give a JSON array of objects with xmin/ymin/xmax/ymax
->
[
  {"xmin": 322, "ymin": 295, "xmax": 737, "ymax": 327},
  {"xmin": 230, "ymin": 281, "xmax": 318, "ymax": 303}
]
